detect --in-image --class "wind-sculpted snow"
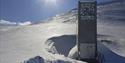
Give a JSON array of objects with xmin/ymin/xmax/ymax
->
[
  {"xmin": 25, "ymin": 34, "xmax": 125, "ymax": 63},
  {"xmin": 51, "ymin": 35, "xmax": 125, "ymax": 63},
  {"xmin": 45, "ymin": 35, "xmax": 76, "ymax": 56},
  {"xmin": 0, "ymin": 1, "xmax": 125, "ymax": 63},
  {"xmin": 46, "ymin": 0, "xmax": 125, "ymax": 25},
  {"xmin": 97, "ymin": 22, "xmax": 125, "ymax": 57},
  {"xmin": 98, "ymin": 35, "xmax": 125, "ymax": 57},
  {"xmin": 97, "ymin": 0, "xmax": 125, "ymax": 26},
  {"xmin": 98, "ymin": 42, "xmax": 125, "ymax": 63},
  {"xmin": 0, "ymin": 23, "xmax": 86, "ymax": 63},
  {"xmin": 96, "ymin": 1, "xmax": 125, "ymax": 57},
  {"xmin": 24, "ymin": 34, "xmax": 85, "ymax": 63},
  {"xmin": 24, "ymin": 55, "xmax": 85, "ymax": 63},
  {"xmin": 45, "ymin": 8, "xmax": 77, "ymax": 23}
]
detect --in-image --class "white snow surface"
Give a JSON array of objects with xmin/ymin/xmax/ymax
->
[
  {"xmin": 68, "ymin": 45, "xmax": 78, "ymax": 59},
  {"xmin": 1, "ymin": 20, "xmax": 125, "ymax": 63},
  {"xmin": 0, "ymin": 20, "xmax": 31, "ymax": 26},
  {"xmin": 0, "ymin": 1, "xmax": 125, "ymax": 63},
  {"xmin": 0, "ymin": 23, "xmax": 86, "ymax": 63}
]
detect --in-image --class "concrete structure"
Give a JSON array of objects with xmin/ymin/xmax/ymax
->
[{"xmin": 77, "ymin": 0, "xmax": 98, "ymax": 63}]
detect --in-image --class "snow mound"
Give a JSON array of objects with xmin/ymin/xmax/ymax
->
[
  {"xmin": 98, "ymin": 34, "xmax": 125, "ymax": 57},
  {"xmin": 98, "ymin": 42, "xmax": 125, "ymax": 63},
  {"xmin": 23, "ymin": 35, "xmax": 86, "ymax": 63},
  {"xmin": 44, "ymin": 34, "xmax": 125, "ymax": 63},
  {"xmin": 68, "ymin": 45, "xmax": 78, "ymax": 59},
  {"xmin": 23, "ymin": 34, "xmax": 125, "ymax": 63},
  {"xmin": 67, "ymin": 34, "xmax": 125, "ymax": 63},
  {"xmin": 1, "ymin": 1, "xmax": 125, "ymax": 63},
  {"xmin": 24, "ymin": 55, "xmax": 86, "ymax": 63},
  {"xmin": 45, "ymin": 35, "xmax": 76, "ymax": 56}
]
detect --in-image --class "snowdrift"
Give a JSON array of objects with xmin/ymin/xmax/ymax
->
[
  {"xmin": 0, "ymin": 0, "xmax": 125, "ymax": 63},
  {"xmin": 98, "ymin": 35, "xmax": 125, "ymax": 63},
  {"xmin": 25, "ymin": 34, "xmax": 125, "ymax": 63},
  {"xmin": 45, "ymin": 35, "xmax": 76, "ymax": 56}
]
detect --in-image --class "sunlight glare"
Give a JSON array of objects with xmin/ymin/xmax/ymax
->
[{"xmin": 45, "ymin": 0, "xmax": 57, "ymax": 5}]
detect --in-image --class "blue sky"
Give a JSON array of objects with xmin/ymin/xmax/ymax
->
[{"xmin": 0, "ymin": 0, "xmax": 112, "ymax": 22}]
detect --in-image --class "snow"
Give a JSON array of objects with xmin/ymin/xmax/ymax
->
[
  {"xmin": 68, "ymin": 45, "xmax": 78, "ymax": 59},
  {"xmin": 45, "ymin": 35, "xmax": 76, "ymax": 56},
  {"xmin": 18, "ymin": 21, "xmax": 32, "ymax": 26},
  {"xmin": 0, "ymin": 20, "xmax": 17, "ymax": 25},
  {"xmin": 68, "ymin": 35, "xmax": 125, "ymax": 63},
  {"xmin": 0, "ymin": 0, "xmax": 125, "ymax": 63},
  {"xmin": 0, "ymin": 23, "xmax": 86, "ymax": 63},
  {"xmin": 0, "ymin": 20, "xmax": 31, "ymax": 26}
]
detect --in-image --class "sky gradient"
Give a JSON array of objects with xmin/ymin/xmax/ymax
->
[{"xmin": 0, "ymin": 0, "xmax": 112, "ymax": 22}]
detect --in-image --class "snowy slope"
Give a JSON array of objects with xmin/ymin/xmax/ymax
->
[
  {"xmin": 0, "ymin": 23, "xmax": 84, "ymax": 63},
  {"xmin": 48, "ymin": 8, "xmax": 77, "ymax": 24},
  {"xmin": 0, "ymin": 0, "xmax": 125, "ymax": 63},
  {"xmin": 46, "ymin": 34, "xmax": 125, "ymax": 63},
  {"xmin": 97, "ymin": 0, "xmax": 125, "ymax": 57}
]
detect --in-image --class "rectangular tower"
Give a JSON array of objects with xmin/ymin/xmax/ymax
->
[{"xmin": 77, "ymin": 1, "xmax": 97, "ymax": 62}]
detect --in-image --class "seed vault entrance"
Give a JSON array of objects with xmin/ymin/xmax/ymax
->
[{"xmin": 77, "ymin": 0, "xmax": 98, "ymax": 63}]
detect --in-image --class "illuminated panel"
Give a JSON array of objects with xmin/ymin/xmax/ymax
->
[{"xmin": 78, "ymin": 1, "xmax": 97, "ymax": 59}]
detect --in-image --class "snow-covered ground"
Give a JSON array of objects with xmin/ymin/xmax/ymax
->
[
  {"xmin": 0, "ymin": 23, "xmax": 85, "ymax": 63},
  {"xmin": 0, "ymin": 0, "xmax": 125, "ymax": 63}
]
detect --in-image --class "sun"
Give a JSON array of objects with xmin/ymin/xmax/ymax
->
[{"xmin": 45, "ymin": 0, "xmax": 57, "ymax": 5}]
